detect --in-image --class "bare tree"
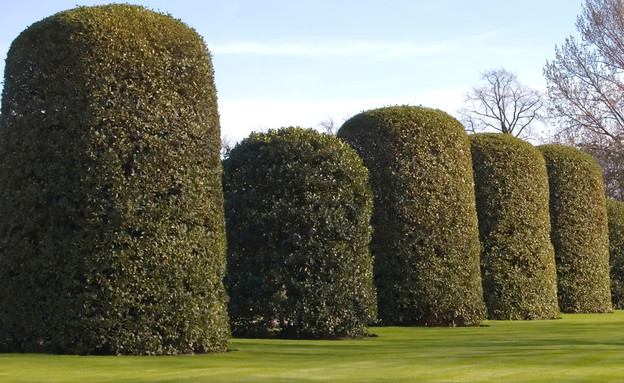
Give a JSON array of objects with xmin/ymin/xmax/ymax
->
[
  {"xmin": 317, "ymin": 114, "xmax": 351, "ymax": 135},
  {"xmin": 458, "ymin": 68, "xmax": 544, "ymax": 138},
  {"xmin": 544, "ymin": 0, "xmax": 624, "ymax": 199},
  {"xmin": 581, "ymin": 140, "xmax": 624, "ymax": 200},
  {"xmin": 318, "ymin": 115, "xmax": 338, "ymax": 135},
  {"xmin": 544, "ymin": 1, "xmax": 624, "ymax": 144}
]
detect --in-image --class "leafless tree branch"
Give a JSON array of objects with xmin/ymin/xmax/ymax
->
[
  {"xmin": 544, "ymin": 0, "xmax": 624, "ymax": 199},
  {"xmin": 458, "ymin": 68, "xmax": 544, "ymax": 138}
]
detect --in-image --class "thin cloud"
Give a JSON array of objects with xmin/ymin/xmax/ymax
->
[
  {"xmin": 210, "ymin": 40, "xmax": 446, "ymax": 58},
  {"xmin": 209, "ymin": 31, "xmax": 502, "ymax": 58},
  {"xmin": 490, "ymin": 48, "xmax": 536, "ymax": 55}
]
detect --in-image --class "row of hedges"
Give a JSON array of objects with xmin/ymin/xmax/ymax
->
[
  {"xmin": 224, "ymin": 108, "xmax": 614, "ymax": 331},
  {"xmin": 0, "ymin": 4, "xmax": 617, "ymax": 354}
]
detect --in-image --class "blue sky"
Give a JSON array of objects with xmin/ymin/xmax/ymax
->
[{"xmin": 0, "ymin": 1, "xmax": 583, "ymax": 141}]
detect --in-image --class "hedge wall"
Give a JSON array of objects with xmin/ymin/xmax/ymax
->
[
  {"xmin": 0, "ymin": 5, "xmax": 229, "ymax": 355},
  {"xmin": 607, "ymin": 198, "xmax": 624, "ymax": 309},
  {"xmin": 223, "ymin": 127, "xmax": 377, "ymax": 339},
  {"xmin": 539, "ymin": 144, "xmax": 612, "ymax": 313},
  {"xmin": 470, "ymin": 134, "xmax": 559, "ymax": 320},
  {"xmin": 337, "ymin": 106, "xmax": 485, "ymax": 326}
]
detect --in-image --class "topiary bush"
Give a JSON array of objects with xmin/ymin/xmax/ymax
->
[
  {"xmin": 607, "ymin": 198, "xmax": 624, "ymax": 309},
  {"xmin": 539, "ymin": 144, "xmax": 612, "ymax": 313},
  {"xmin": 0, "ymin": 4, "xmax": 229, "ymax": 355},
  {"xmin": 223, "ymin": 127, "xmax": 377, "ymax": 339},
  {"xmin": 470, "ymin": 134, "xmax": 559, "ymax": 320},
  {"xmin": 337, "ymin": 105, "xmax": 485, "ymax": 326}
]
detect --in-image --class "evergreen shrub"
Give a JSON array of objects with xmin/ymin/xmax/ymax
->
[
  {"xmin": 223, "ymin": 127, "xmax": 377, "ymax": 339},
  {"xmin": 337, "ymin": 106, "xmax": 485, "ymax": 326},
  {"xmin": 539, "ymin": 144, "xmax": 612, "ymax": 313},
  {"xmin": 607, "ymin": 198, "xmax": 624, "ymax": 309},
  {"xmin": 470, "ymin": 134, "xmax": 559, "ymax": 320},
  {"xmin": 0, "ymin": 4, "xmax": 229, "ymax": 355}
]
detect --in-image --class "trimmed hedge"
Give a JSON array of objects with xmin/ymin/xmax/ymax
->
[
  {"xmin": 223, "ymin": 127, "xmax": 377, "ymax": 339},
  {"xmin": 607, "ymin": 198, "xmax": 624, "ymax": 309},
  {"xmin": 470, "ymin": 134, "xmax": 559, "ymax": 320},
  {"xmin": 539, "ymin": 144, "xmax": 612, "ymax": 313},
  {"xmin": 0, "ymin": 5, "xmax": 229, "ymax": 354},
  {"xmin": 337, "ymin": 106, "xmax": 485, "ymax": 326}
]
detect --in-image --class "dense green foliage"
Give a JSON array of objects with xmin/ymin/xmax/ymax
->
[
  {"xmin": 0, "ymin": 5, "xmax": 229, "ymax": 354},
  {"xmin": 223, "ymin": 127, "xmax": 376, "ymax": 339},
  {"xmin": 607, "ymin": 198, "xmax": 624, "ymax": 309},
  {"xmin": 337, "ymin": 106, "xmax": 485, "ymax": 326},
  {"xmin": 539, "ymin": 144, "xmax": 612, "ymax": 313},
  {"xmin": 470, "ymin": 134, "xmax": 559, "ymax": 320}
]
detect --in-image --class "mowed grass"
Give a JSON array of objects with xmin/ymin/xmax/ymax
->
[{"xmin": 2, "ymin": 312, "xmax": 624, "ymax": 382}]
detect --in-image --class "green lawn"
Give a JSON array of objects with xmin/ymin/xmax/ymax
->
[{"xmin": 2, "ymin": 312, "xmax": 624, "ymax": 382}]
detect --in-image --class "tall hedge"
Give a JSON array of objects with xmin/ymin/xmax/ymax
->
[
  {"xmin": 337, "ymin": 106, "xmax": 485, "ymax": 326},
  {"xmin": 470, "ymin": 134, "xmax": 559, "ymax": 320},
  {"xmin": 607, "ymin": 198, "xmax": 624, "ymax": 309},
  {"xmin": 223, "ymin": 127, "xmax": 377, "ymax": 339},
  {"xmin": 0, "ymin": 5, "xmax": 229, "ymax": 355},
  {"xmin": 539, "ymin": 144, "xmax": 612, "ymax": 313}
]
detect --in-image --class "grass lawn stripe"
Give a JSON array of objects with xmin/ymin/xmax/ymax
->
[{"xmin": 1, "ymin": 312, "xmax": 624, "ymax": 382}]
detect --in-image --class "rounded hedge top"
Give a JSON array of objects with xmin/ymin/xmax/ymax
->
[
  {"xmin": 538, "ymin": 144, "xmax": 611, "ymax": 313},
  {"xmin": 223, "ymin": 127, "xmax": 376, "ymax": 339},
  {"xmin": 470, "ymin": 134, "xmax": 558, "ymax": 320},
  {"xmin": 0, "ymin": 4, "xmax": 228, "ymax": 354},
  {"xmin": 337, "ymin": 105, "xmax": 485, "ymax": 326}
]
